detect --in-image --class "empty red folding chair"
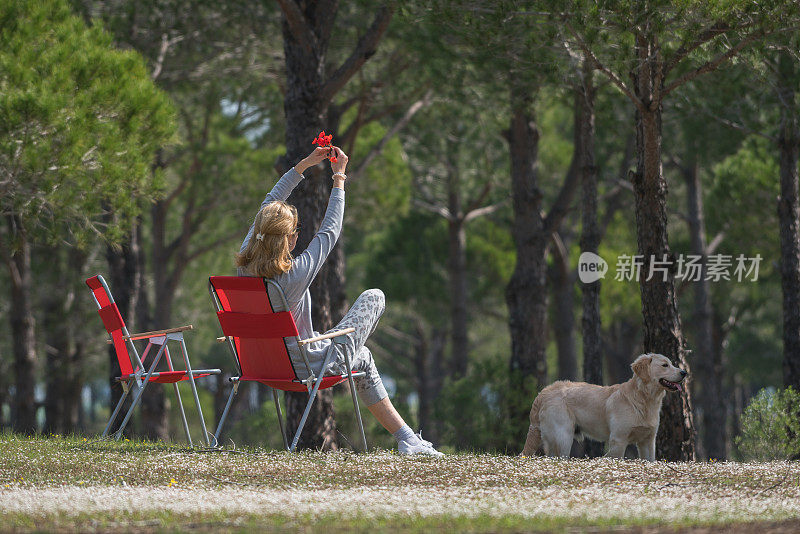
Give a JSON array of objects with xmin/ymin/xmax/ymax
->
[
  {"xmin": 86, "ymin": 274, "xmax": 220, "ymax": 445},
  {"xmin": 208, "ymin": 275, "xmax": 367, "ymax": 452}
]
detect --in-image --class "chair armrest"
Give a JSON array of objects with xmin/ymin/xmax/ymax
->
[
  {"xmin": 107, "ymin": 325, "xmax": 193, "ymax": 343},
  {"xmin": 298, "ymin": 328, "xmax": 355, "ymax": 346},
  {"xmin": 216, "ymin": 327, "xmax": 356, "ymax": 345}
]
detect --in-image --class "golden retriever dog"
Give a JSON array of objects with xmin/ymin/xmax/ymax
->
[{"xmin": 521, "ymin": 353, "xmax": 687, "ymax": 461}]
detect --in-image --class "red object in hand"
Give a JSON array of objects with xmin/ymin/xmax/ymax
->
[
  {"xmin": 312, "ymin": 131, "xmax": 333, "ymax": 147},
  {"xmin": 312, "ymin": 131, "xmax": 337, "ymax": 162}
]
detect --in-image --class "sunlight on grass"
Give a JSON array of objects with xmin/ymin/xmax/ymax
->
[{"xmin": 1, "ymin": 433, "xmax": 799, "ymax": 531}]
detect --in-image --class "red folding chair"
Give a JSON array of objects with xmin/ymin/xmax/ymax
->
[
  {"xmin": 86, "ymin": 274, "xmax": 220, "ymax": 446},
  {"xmin": 208, "ymin": 276, "xmax": 367, "ymax": 452}
]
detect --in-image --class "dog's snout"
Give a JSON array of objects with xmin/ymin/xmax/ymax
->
[{"xmin": 680, "ymin": 369, "xmax": 687, "ymax": 378}]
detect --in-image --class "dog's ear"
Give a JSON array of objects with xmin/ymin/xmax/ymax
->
[{"xmin": 631, "ymin": 354, "xmax": 652, "ymax": 381}]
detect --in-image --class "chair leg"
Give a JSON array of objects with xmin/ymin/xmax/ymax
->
[
  {"xmin": 213, "ymin": 380, "xmax": 239, "ymax": 446},
  {"xmin": 272, "ymin": 388, "xmax": 289, "ymax": 451},
  {"xmin": 102, "ymin": 382, "xmax": 131, "ymax": 438},
  {"xmin": 113, "ymin": 342, "xmax": 167, "ymax": 440},
  {"xmin": 165, "ymin": 344, "xmax": 193, "ymax": 447},
  {"xmin": 342, "ymin": 345, "xmax": 368, "ymax": 452},
  {"xmin": 289, "ymin": 345, "xmax": 337, "ymax": 452},
  {"xmin": 173, "ymin": 381, "xmax": 193, "ymax": 447},
  {"xmin": 179, "ymin": 337, "xmax": 210, "ymax": 447},
  {"xmin": 289, "ymin": 386, "xmax": 319, "ymax": 453}
]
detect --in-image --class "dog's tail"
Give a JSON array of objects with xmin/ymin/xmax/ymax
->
[{"xmin": 521, "ymin": 394, "xmax": 543, "ymax": 456}]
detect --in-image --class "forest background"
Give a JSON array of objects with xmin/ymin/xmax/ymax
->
[{"xmin": 2, "ymin": 0, "xmax": 800, "ymax": 462}]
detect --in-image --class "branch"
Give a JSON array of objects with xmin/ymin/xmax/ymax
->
[
  {"xmin": 320, "ymin": 4, "xmax": 394, "ymax": 107},
  {"xmin": 356, "ymin": 101, "xmax": 406, "ymax": 129},
  {"xmin": 544, "ymin": 148, "xmax": 580, "ymax": 233},
  {"xmin": 151, "ymin": 33, "xmax": 184, "ymax": 81},
  {"xmin": 464, "ymin": 182, "xmax": 492, "ymax": 215},
  {"xmin": 349, "ymin": 90, "xmax": 433, "ymax": 181},
  {"xmin": 369, "ymin": 341, "xmax": 414, "ymax": 377},
  {"xmin": 185, "ymin": 228, "xmax": 243, "ymax": 264},
  {"xmin": 706, "ymin": 231, "xmax": 726, "ymax": 256},
  {"xmin": 464, "ymin": 199, "xmax": 509, "ymax": 223},
  {"xmin": 338, "ymin": 55, "xmax": 414, "ymax": 147},
  {"xmin": 162, "ymin": 175, "xmax": 191, "ymax": 213},
  {"xmin": 703, "ymin": 110, "xmax": 776, "ymax": 142},
  {"xmin": 381, "ymin": 324, "xmax": 418, "ymax": 345},
  {"xmin": 663, "ymin": 21, "xmax": 731, "ymax": 77},
  {"xmin": 151, "ymin": 33, "xmax": 170, "ymax": 81},
  {"xmin": 550, "ymin": 230, "xmax": 570, "ymax": 279},
  {"xmin": 663, "ymin": 30, "xmax": 766, "ymax": 97},
  {"xmin": 413, "ymin": 198, "xmax": 453, "ymax": 221},
  {"xmin": 563, "ymin": 18, "xmax": 644, "ymax": 112},
  {"xmin": 276, "ymin": 0, "xmax": 316, "ymax": 54}
]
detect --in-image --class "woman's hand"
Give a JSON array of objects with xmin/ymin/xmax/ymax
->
[
  {"xmin": 295, "ymin": 146, "xmax": 334, "ymax": 174},
  {"xmin": 330, "ymin": 147, "xmax": 348, "ymax": 190},
  {"xmin": 330, "ymin": 146, "xmax": 348, "ymax": 175}
]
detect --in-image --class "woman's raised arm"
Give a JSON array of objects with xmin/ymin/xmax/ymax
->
[{"xmin": 240, "ymin": 147, "xmax": 332, "ymax": 253}]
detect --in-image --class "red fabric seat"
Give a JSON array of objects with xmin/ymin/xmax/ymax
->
[
  {"xmin": 209, "ymin": 276, "xmax": 368, "ymax": 451},
  {"xmin": 86, "ymin": 274, "xmax": 219, "ymax": 445},
  {"xmin": 242, "ymin": 376, "xmax": 348, "ymax": 391},
  {"xmin": 210, "ymin": 276, "xmax": 340, "ymax": 391},
  {"xmin": 119, "ymin": 371, "xmax": 215, "ymax": 384}
]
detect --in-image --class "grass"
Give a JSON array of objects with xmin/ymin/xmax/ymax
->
[{"xmin": 1, "ymin": 433, "xmax": 799, "ymax": 532}]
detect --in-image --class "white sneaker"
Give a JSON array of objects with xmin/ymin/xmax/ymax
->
[{"xmin": 398, "ymin": 432, "xmax": 444, "ymax": 456}]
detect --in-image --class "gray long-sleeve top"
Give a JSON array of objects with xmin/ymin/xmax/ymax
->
[{"xmin": 239, "ymin": 168, "xmax": 344, "ymax": 374}]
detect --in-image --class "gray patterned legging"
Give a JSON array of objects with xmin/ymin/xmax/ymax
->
[{"xmin": 323, "ymin": 289, "xmax": 388, "ymax": 405}]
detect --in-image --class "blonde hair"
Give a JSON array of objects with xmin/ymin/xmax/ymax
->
[{"xmin": 236, "ymin": 201, "xmax": 298, "ymax": 278}]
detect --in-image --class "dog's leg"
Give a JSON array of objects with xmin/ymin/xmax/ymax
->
[
  {"xmin": 554, "ymin": 429, "xmax": 573, "ymax": 457},
  {"xmin": 636, "ymin": 437, "xmax": 656, "ymax": 461},
  {"xmin": 542, "ymin": 430, "xmax": 572, "ymax": 457},
  {"xmin": 606, "ymin": 435, "xmax": 627, "ymax": 458},
  {"xmin": 540, "ymin": 405, "xmax": 574, "ymax": 457}
]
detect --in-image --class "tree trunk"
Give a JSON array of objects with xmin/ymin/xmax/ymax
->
[
  {"xmin": 631, "ymin": 32, "xmax": 695, "ymax": 461},
  {"xmin": 277, "ymin": 0, "xmax": 393, "ymax": 449},
  {"xmin": 43, "ymin": 248, "xmax": 85, "ymax": 435},
  {"xmin": 578, "ymin": 61, "xmax": 602, "ymax": 387},
  {"xmin": 574, "ymin": 60, "xmax": 604, "ymax": 458},
  {"xmin": 44, "ymin": 254, "xmax": 68, "ymax": 435},
  {"xmin": 776, "ymin": 52, "xmax": 800, "ymax": 393},
  {"xmin": 604, "ymin": 318, "xmax": 641, "ymax": 384},
  {"xmin": 505, "ymin": 88, "xmax": 549, "ymax": 447},
  {"xmin": 447, "ymin": 162, "xmax": 469, "ymax": 379},
  {"xmin": 549, "ymin": 232, "xmax": 577, "ymax": 381},
  {"xmin": 104, "ymin": 218, "xmax": 145, "ymax": 437},
  {"xmin": 133, "ymin": 204, "xmax": 174, "ymax": 441},
  {"xmin": 280, "ymin": 1, "xmax": 339, "ymax": 450},
  {"xmin": 682, "ymin": 160, "xmax": 725, "ymax": 460},
  {"xmin": 0, "ymin": 370, "xmax": 7, "ymax": 429},
  {"xmin": 4, "ymin": 217, "xmax": 37, "ymax": 435},
  {"xmin": 414, "ymin": 320, "xmax": 446, "ymax": 445},
  {"xmin": 447, "ymin": 182, "xmax": 470, "ymax": 446},
  {"xmin": 712, "ymin": 309, "xmax": 731, "ymax": 459}
]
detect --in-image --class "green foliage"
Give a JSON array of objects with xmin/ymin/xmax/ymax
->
[
  {"xmin": 363, "ymin": 211, "xmax": 449, "ymax": 319},
  {"xmin": 0, "ymin": 0, "xmax": 175, "ymax": 243},
  {"xmin": 735, "ymin": 387, "xmax": 800, "ymax": 461},
  {"xmin": 435, "ymin": 359, "xmax": 533, "ymax": 452},
  {"xmin": 343, "ymin": 115, "xmax": 413, "ymax": 227},
  {"xmin": 706, "ymin": 136, "xmax": 779, "ymax": 251}
]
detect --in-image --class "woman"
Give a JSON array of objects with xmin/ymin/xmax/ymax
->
[{"xmin": 237, "ymin": 145, "xmax": 442, "ymax": 456}]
